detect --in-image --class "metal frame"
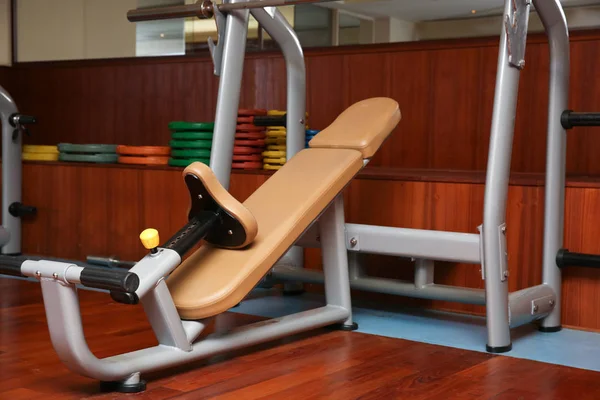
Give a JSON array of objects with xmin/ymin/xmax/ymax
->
[
  {"xmin": 269, "ymin": 0, "xmax": 570, "ymax": 352},
  {"xmin": 0, "ymin": 84, "xmax": 20, "ymax": 254},
  {"xmin": 16, "ymin": 0, "xmax": 573, "ymax": 391}
]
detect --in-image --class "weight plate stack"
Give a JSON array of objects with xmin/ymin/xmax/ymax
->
[
  {"xmin": 234, "ymin": 109, "xmax": 267, "ymax": 170},
  {"xmin": 58, "ymin": 143, "xmax": 118, "ymax": 164},
  {"xmin": 305, "ymin": 129, "xmax": 321, "ymax": 148},
  {"xmin": 117, "ymin": 145, "xmax": 170, "ymax": 166},
  {"xmin": 22, "ymin": 145, "xmax": 59, "ymax": 162},
  {"xmin": 263, "ymin": 110, "xmax": 288, "ymax": 170},
  {"xmin": 169, "ymin": 121, "xmax": 214, "ymax": 168}
]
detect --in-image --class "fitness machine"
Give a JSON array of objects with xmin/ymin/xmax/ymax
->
[{"xmin": 0, "ymin": 85, "xmax": 38, "ymax": 255}]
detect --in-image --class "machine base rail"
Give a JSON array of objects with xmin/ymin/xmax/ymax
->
[
  {"xmin": 556, "ymin": 248, "xmax": 600, "ymax": 269},
  {"xmin": 271, "ymin": 265, "xmax": 486, "ymax": 305}
]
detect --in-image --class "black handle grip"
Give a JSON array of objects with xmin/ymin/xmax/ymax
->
[
  {"xmin": 9, "ymin": 202, "xmax": 37, "ymax": 218},
  {"xmin": 0, "ymin": 257, "xmax": 24, "ymax": 277},
  {"xmin": 556, "ymin": 249, "xmax": 600, "ymax": 269},
  {"xmin": 253, "ymin": 115, "xmax": 287, "ymax": 127},
  {"xmin": 80, "ymin": 267, "xmax": 139, "ymax": 293},
  {"xmin": 561, "ymin": 110, "xmax": 600, "ymax": 129},
  {"xmin": 18, "ymin": 115, "xmax": 37, "ymax": 125}
]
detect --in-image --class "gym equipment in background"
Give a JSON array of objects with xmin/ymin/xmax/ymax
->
[
  {"xmin": 58, "ymin": 143, "xmax": 119, "ymax": 164},
  {"xmin": 168, "ymin": 121, "xmax": 214, "ymax": 167},
  {"xmin": 0, "ymin": 85, "xmax": 38, "ymax": 254},
  {"xmin": 117, "ymin": 145, "xmax": 170, "ymax": 166},
  {"xmin": 22, "ymin": 145, "xmax": 59, "ymax": 162}
]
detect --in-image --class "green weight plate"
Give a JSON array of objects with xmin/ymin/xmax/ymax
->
[
  {"xmin": 58, "ymin": 143, "xmax": 118, "ymax": 154},
  {"xmin": 59, "ymin": 153, "xmax": 119, "ymax": 164},
  {"xmin": 171, "ymin": 149, "xmax": 211, "ymax": 158},
  {"xmin": 168, "ymin": 157, "xmax": 210, "ymax": 167},
  {"xmin": 169, "ymin": 139, "xmax": 213, "ymax": 149},
  {"xmin": 168, "ymin": 121, "xmax": 215, "ymax": 132},
  {"xmin": 171, "ymin": 131, "xmax": 214, "ymax": 140}
]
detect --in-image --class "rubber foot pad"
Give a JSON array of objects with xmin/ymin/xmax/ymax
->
[
  {"xmin": 171, "ymin": 131, "xmax": 214, "ymax": 141},
  {"xmin": 330, "ymin": 322, "xmax": 359, "ymax": 331},
  {"xmin": 486, "ymin": 343, "xmax": 512, "ymax": 353},
  {"xmin": 100, "ymin": 380, "xmax": 147, "ymax": 393},
  {"xmin": 170, "ymin": 139, "xmax": 213, "ymax": 149},
  {"xmin": 539, "ymin": 325, "xmax": 562, "ymax": 333},
  {"xmin": 168, "ymin": 121, "xmax": 214, "ymax": 132},
  {"xmin": 117, "ymin": 145, "xmax": 171, "ymax": 156},
  {"xmin": 238, "ymin": 108, "xmax": 267, "ymax": 116},
  {"xmin": 118, "ymin": 156, "xmax": 169, "ymax": 165}
]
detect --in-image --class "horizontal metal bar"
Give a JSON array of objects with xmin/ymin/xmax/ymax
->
[
  {"xmin": 127, "ymin": 1, "xmax": 214, "ymax": 22},
  {"xmin": 346, "ymin": 224, "xmax": 481, "ymax": 264},
  {"xmin": 271, "ymin": 266, "xmax": 486, "ymax": 305},
  {"xmin": 127, "ymin": 0, "xmax": 339, "ymax": 23}
]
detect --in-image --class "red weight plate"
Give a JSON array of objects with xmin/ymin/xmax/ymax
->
[
  {"xmin": 236, "ymin": 124, "xmax": 266, "ymax": 132},
  {"xmin": 232, "ymin": 161, "xmax": 263, "ymax": 170},
  {"xmin": 233, "ymin": 154, "xmax": 263, "ymax": 162},
  {"xmin": 236, "ymin": 131, "xmax": 266, "ymax": 139},
  {"xmin": 234, "ymin": 139, "xmax": 266, "ymax": 147},
  {"xmin": 237, "ymin": 117, "xmax": 254, "ymax": 124},
  {"xmin": 233, "ymin": 146, "xmax": 263, "ymax": 155},
  {"xmin": 238, "ymin": 109, "xmax": 268, "ymax": 117}
]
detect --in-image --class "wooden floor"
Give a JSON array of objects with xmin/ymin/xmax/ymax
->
[{"xmin": 1, "ymin": 279, "xmax": 599, "ymax": 400}]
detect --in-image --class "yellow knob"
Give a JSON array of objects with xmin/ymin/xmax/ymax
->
[{"xmin": 140, "ymin": 228, "xmax": 160, "ymax": 250}]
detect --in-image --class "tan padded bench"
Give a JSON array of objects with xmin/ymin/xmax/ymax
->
[{"xmin": 168, "ymin": 98, "xmax": 401, "ymax": 320}]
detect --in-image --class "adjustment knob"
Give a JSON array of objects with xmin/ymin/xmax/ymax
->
[{"xmin": 140, "ymin": 228, "xmax": 160, "ymax": 253}]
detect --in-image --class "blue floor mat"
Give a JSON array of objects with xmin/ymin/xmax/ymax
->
[{"xmin": 232, "ymin": 289, "xmax": 600, "ymax": 372}]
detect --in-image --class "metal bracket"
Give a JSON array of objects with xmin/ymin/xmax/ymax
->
[
  {"xmin": 504, "ymin": 0, "xmax": 531, "ymax": 70},
  {"xmin": 477, "ymin": 225, "xmax": 485, "ymax": 280},
  {"xmin": 208, "ymin": 5, "xmax": 226, "ymax": 76},
  {"xmin": 498, "ymin": 223, "xmax": 509, "ymax": 282},
  {"xmin": 532, "ymin": 295, "xmax": 555, "ymax": 316}
]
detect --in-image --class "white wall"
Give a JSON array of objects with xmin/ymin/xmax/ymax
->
[
  {"xmin": 389, "ymin": 18, "xmax": 416, "ymax": 42},
  {"xmin": 17, "ymin": 0, "xmax": 136, "ymax": 62},
  {"xmin": 0, "ymin": 0, "xmax": 11, "ymax": 66}
]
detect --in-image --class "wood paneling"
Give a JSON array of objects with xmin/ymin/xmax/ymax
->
[
  {"xmin": 3, "ymin": 278, "xmax": 600, "ymax": 399},
  {"xmin": 7, "ymin": 30, "xmax": 600, "ymax": 175},
  {"xmin": 13, "ymin": 162, "xmax": 600, "ymax": 330}
]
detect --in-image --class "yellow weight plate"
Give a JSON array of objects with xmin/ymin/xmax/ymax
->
[
  {"xmin": 22, "ymin": 152, "xmax": 59, "ymax": 161},
  {"xmin": 22, "ymin": 145, "xmax": 59, "ymax": 154},
  {"xmin": 267, "ymin": 110, "xmax": 286, "ymax": 116},
  {"xmin": 262, "ymin": 150, "xmax": 286, "ymax": 158},
  {"xmin": 266, "ymin": 131, "xmax": 287, "ymax": 138},
  {"xmin": 263, "ymin": 163, "xmax": 282, "ymax": 171},
  {"xmin": 266, "ymin": 137, "xmax": 286, "ymax": 145},
  {"xmin": 264, "ymin": 157, "xmax": 286, "ymax": 164},
  {"xmin": 267, "ymin": 145, "xmax": 286, "ymax": 151}
]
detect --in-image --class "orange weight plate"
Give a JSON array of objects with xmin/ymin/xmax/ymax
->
[
  {"xmin": 234, "ymin": 139, "xmax": 266, "ymax": 147},
  {"xmin": 237, "ymin": 117, "xmax": 254, "ymax": 124},
  {"xmin": 233, "ymin": 154, "xmax": 263, "ymax": 162},
  {"xmin": 117, "ymin": 145, "xmax": 171, "ymax": 156},
  {"xmin": 233, "ymin": 146, "xmax": 263, "ymax": 155},
  {"xmin": 232, "ymin": 161, "xmax": 263, "ymax": 170},
  {"xmin": 236, "ymin": 124, "xmax": 266, "ymax": 132},
  {"xmin": 236, "ymin": 131, "xmax": 266, "ymax": 139},
  {"xmin": 118, "ymin": 155, "xmax": 170, "ymax": 165}
]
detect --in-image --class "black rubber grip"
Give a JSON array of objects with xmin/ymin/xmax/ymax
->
[
  {"xmin": 253, "ymin": 115, "xmax": 287, "ymax": 127},
  {"xmin": 79, "ymin": 267, "xmax": 139, "ymax": 293},
  {"xmin": 556, "ymin": 249, "xmax": 600, "ymax": 269},
  {"xmin": 0, "ymin": 256, "xmax": 24, "ymax": 277},
  {"xmin": 561, "ymin": 110, "xmax": 600, "ymax": 129},
  {"xmin": 163, "ymin": 211, "xmax": 219, "ymax": 257},
  {"xmin": 18, "ymin": 115, "xmax": 37, "ymax": 125}
]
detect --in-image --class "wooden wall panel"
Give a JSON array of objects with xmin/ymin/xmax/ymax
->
[
  {"xmin": 16, "ymin": 162, "xmax": 600, "ymax": 330},
  {"xmin": 9, "ymin": 30, "xmax": 600, "ymax": 175}
]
